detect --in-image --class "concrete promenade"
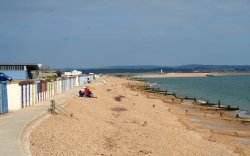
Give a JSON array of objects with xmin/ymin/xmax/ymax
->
[{"xmin": 0, "ymin": 86, "xmax": 81, "ymax": 156}]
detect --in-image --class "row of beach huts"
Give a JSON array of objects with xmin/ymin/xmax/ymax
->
[{"xmin": 0, "ymin": 75, "xmax": 87, "ymax": 114}]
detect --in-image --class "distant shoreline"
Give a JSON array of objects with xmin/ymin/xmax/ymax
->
[{"xmin": 142, "ymin": 72, "xmax": 250, "ymax": 78}]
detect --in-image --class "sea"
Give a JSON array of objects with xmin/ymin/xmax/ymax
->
[{"xmin": 144, "ymin": 75, "xmax": 250, "ymax": 118}]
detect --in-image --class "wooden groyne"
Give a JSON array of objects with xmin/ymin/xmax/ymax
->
[{"xmin": 143, "ymin": 86, "xmax": 239, "ymax": 111}]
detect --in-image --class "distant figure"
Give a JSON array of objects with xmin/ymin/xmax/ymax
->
[
  {"xmin": 235, "ymin": 132, "xmax": 239, "ymax": 137},
  {"xmin": 180, "ymin": 99, "xmax": 184, "ymax": 104},
  {"xmin": 219, "ymin": 112, "xmax": 223, "ymax": 118}
]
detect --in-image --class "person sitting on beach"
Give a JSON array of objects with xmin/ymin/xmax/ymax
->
[
  {"xmin": 79, "ymin": 87, "xmax": 86, "ymax": 97},
  {"xmin": 83, "ymin": 88, "xmax": 93, "ymax": 97}
]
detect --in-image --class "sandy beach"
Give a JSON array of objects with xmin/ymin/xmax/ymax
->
[{"xmin": 29, "ymin": 76, "xmax": 250, "ymax": 156}]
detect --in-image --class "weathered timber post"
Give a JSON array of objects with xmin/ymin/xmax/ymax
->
[
  {"xmin": 173, "ymin": 93, "xmax": 176, "ymax": 98},
  {"xmin": 50, "ymin": 100, "xmax": 56, "ymax": 114}
]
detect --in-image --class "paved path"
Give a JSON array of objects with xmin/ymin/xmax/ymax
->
[{"xmin": 0, "ymin": 87, "xmax": 81, "ymax": 156}]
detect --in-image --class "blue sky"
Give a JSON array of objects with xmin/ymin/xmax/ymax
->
[{"xmin": 0, "ymin": 0, "xmax": 250, "ymax": 68}]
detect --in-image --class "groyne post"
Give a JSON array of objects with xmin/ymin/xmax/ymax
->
[
  {"xmin": 218, "ymin": 100, "xmax": 221, "ymax": 108},
  {"xmin": 173, "ymin": 93, "xmax": 176, "ymax": 98},
  {"xmin": 50, "ymin": 100, "xmax": 56, "ymax": 114}
]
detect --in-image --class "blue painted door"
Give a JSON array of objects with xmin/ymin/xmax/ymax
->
[{"xmin": 0, "ymin": 82, "xmax": 8, "ymax": 114}]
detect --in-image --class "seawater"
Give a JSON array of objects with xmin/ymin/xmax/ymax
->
[{"xmin": 145, "ymin": 76, "xmax": 250, "ymax": 116}]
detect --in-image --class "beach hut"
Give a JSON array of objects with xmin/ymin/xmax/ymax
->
[
  {"xmin": 19, "ymin": 80, "xmax": 34, "ymax": 108},
  {"xmin": 6, "ymin": 83, "xmax": 22, "ymax": 111},
  {"xmin": 34, "ymin": 80, "xmax": 40, "ymax": 103},
  {"xmin": 88, "ymin": 73, "xmax": 95, "ymax": 81},
  {"xmin": 0, "ymin": 81, "xmax": 8, "ymax": 114}
]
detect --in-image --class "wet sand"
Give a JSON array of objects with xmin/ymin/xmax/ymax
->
[{"xmin": 29, "ymin": 76, "xmax": 250, "ymax": 156}]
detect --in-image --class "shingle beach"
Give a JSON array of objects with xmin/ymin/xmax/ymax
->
[{"xmin": 29, "ymin": 76, "xmax": 250, "ymax": 156}]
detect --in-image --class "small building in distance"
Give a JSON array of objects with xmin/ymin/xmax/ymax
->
[
  {"xmin": 0, "ymin": 63, "xmax": 57, "ymax": 80},
  {"xmin": 64, "ymin": 70, "xmax": 82, "ymax": 77}
]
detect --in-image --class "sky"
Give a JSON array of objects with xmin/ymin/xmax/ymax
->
[{"xmin": 0, "ymin": 0, "xmax": 250, "ymax": 68}]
